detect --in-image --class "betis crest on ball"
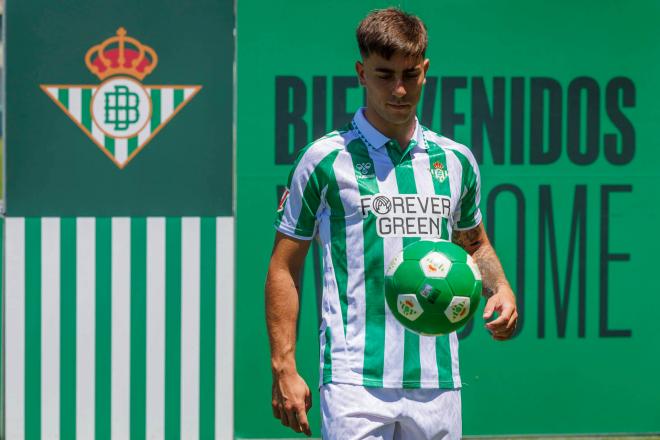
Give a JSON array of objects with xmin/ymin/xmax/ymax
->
[
  {"xmin": 384, "ymin": 240, "xmax": 482, "ymax": 336},
  {"xmin": 41, "ymin": 28, "xmax": 201, "ymax": 169}
]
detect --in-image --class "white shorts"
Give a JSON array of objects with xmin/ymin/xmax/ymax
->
[{"xmin": 320, "ymin": 383, "xmax": 461, "ymax": 440}]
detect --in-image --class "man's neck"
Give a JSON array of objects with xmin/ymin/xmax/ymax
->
[{"xmin": 363, "ymin": 107, "xmax": 416, "ymax": 151}]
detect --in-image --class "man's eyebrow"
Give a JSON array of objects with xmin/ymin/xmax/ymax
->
[{"xmin": 373, "ymin": 67, "xmax": 421, "ymax": 73}]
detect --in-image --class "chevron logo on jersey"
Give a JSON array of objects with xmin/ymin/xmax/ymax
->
[{"xmin": 41, "ymin": 27, "xmax": 201, "ymax": 169}]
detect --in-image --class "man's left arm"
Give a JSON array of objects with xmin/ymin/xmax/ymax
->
[{"xmin": 452, "ymin": 223, "xmax": 518, "ymax": 340}]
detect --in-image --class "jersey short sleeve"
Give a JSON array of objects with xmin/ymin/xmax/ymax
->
[
  {"xmin": 274, "ymin": 142, "xmax": 338, "ymax": 240},
  {"xmin": 450, "ymin": 145, "xmax": 482, "ymax": 230}
]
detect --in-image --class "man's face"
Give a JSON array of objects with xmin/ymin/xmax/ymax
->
[{"xmin": 356, "ymin": 52, "xmax": 429, "ymax": 131}]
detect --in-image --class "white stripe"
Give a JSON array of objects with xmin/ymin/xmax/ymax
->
[
  {"xmin": 369, "ymin": 148, "xmax": 404, "ymax": 387},
  {"xmin": 41, "ymin": 218, "xmax": 61, "ymax": 438},
  {"xmin": 111, "ymin": 218, "xmax": 131, "ymax": 440},
  {"xmin": 46, "ymin": 87, "xmax": 58, "ymax": 99},
  {"xmin": 217, "ymin": 217, "xmax": 235, "ymax": 440},
  {"xmin": 181, "ymin": 217, "xmax": 201, "ymax": 440},
  {"xmin": 450, "ymin": 332, "xmax": 461, "ymax": 387},
  {"xmin": 334, "ymin": 152, "xmax": 367, "ymax": 377},
  {"xmin": 318, "ymin": 209, "xmax": 349, "ymax": 384},
  {"xmin": 137, "ymin": 122, "xmax": 151, "ymax": 148},
  {"xmin": 91, "ymin": 116, "xmax": 105, "ymax": 147},
  {"xmin": 77, "ymin": 218, "xmax": 96, "ymax": 440},
  {"xmin": 5, "ymin": 218, "xmax": 26, "ymax": 440},
  {"xmin": 411, "ymin": 151, "xmax": 441, "ymax": 385},
  {"xmin": 114, "ymin": 138, "xmax": 128, "ymax": 164},
  {"xmin": 184, "ymin": 87, "xmax": 195, "ymax": 100},
  {"xmin": 161, "ymin": 88, "xmax": 174, "ymax": 122},
  {"xmin": 69, "ymin": 88, "xmax": 82, "ymax": 122},
  {"xmin": 146, "ymin": 218, "xmax": 166, "ymax": 440}
]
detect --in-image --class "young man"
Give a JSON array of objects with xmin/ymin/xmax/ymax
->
[{"xmin": 266, "ymin": 8, "xmax": 518, "ymax": 439}]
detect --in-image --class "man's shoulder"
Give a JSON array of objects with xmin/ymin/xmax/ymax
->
[
  {"xmin": 294, "ymin": 125, "xmax": 361, "ymax": 166},
  {"xmin": 422, "ymin": 126, "xmax": 478, "ymax": 166}
]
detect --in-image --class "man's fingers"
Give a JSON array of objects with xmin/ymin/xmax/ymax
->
[
  {"xmin": 297, "ymin": 406, "xmax": 312, "ymax": 436},
  {"xmin": 486, "ymin": 304, "xmax": 514, "ymax": 329},
  {"xmin": 280, "ymin": 409, "xmax": 290, "ymax": 427},
  {"xmin": 506, "ymin": 312, "xmax": 518, "ymax": 330},
  {"xmin": 285, "ymin": 407, "xmax": 302, "ymax": 433},
  {"xmin": 271, "ymin": 400, "xmax": 281, "ymax": 419}
]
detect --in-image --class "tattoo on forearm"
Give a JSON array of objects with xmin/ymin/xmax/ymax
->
[{"xmin": 452, "ymin": 225, "xmax": 508, "ymax": 295}]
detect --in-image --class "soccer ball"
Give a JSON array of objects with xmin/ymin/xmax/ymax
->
[{"xmin": 384, "ymin": 240, "xmax": 482, "ymax": 336}]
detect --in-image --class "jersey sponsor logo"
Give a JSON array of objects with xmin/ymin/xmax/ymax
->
[
  {"xmin": 277, "ymin": 188, "xmax": 290, "ymax": 212},
  {"xmin": 430, "ymin": 161, "xmax": 449, "ymax": 183},
  {"xmin": 359, "ymin": 193, "xmax": 451, "ymax": 238},
  {"xmin": 41, "ymin": 27, "xmax": 202, "ymax": 169}
]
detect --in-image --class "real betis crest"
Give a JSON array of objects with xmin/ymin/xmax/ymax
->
[
  {"xmin": 41, "ymin": 28, "xmax": 201, "ymax": 169},
  {"xmin": 431, "ymin": 161, "xmax": 448, "ymax": 183}
]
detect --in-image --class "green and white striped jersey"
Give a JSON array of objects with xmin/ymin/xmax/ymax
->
[{"xmin": 274, "ymin": 108, "xmax": 482, "ymax": 389}]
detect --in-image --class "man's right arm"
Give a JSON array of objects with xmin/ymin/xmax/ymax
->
[{"xmin": 265, "ymin": 231, "xmax": 313, "ymax": 436}]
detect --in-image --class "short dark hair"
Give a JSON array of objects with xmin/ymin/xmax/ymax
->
[{"xmin": 356, "ymin": 7, "xmax": 428, "ymax": 60}]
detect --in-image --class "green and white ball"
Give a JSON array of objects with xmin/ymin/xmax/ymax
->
[{"xmin": 384, "ymin": 240, "xmax": 482, "ymax": 336}]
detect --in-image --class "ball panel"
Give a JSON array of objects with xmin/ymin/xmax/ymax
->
[
  {"xmin": 432, "ymin": 240, "xmax": 469, "ymax": 262},
  {"xmin": 392, "ymin": 260, "xmax": 425, "ymax": 292},
  {"xmin": 445, "ymin": 263, "xmax": 477, "ymax": 297},
  {"xmin": 466, "ymin": 255, "xmax": 482, "ymax": 280},
  {"xmin": 419, "ymin": 252, "xmax": 452, "ymax": 278},
  {"xmin": 402, "ymin": 239, "xmax": 440, "ymax": 260}
]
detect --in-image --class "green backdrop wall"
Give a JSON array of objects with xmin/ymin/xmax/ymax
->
[{"xmin": 235, "ymin": 0, "xmax": 660, "ymax": 438}]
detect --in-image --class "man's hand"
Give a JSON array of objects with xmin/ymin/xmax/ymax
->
[
  {"xmin": 483, "ymin": 285, "xmax": 518, "ymax": 340},
  {"xmin": 272, "ymin": 371, "xmax": 312, "ymax": 436}
]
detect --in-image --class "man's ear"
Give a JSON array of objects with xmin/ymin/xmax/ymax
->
[
  {"xmin": 355, "ymin": 60, "xmax": 366, "ymax": 86},
  {"xmin": 422, "ymin": 58, "xmax": 430, "ymax": 84}
]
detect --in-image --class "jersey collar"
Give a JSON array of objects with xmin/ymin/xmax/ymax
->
[{"xmin": 352, "ymin": 107, "xmax": 428, "ymax": 151}]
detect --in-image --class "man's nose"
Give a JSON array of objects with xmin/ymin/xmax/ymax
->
[{"xmin": 392, "ymin": 79, "xmax": 406, "ymax": 98}]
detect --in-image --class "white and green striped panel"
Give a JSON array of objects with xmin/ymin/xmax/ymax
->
[
  {"xmin": 3, "ymin": 217, "xmax": 234, "ymax": 440},
  {"xmin": 41, "ymin": 86, "xmax": 199, "ymax": 167}
]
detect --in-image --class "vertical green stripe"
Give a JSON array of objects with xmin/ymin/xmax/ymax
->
[
  {"xmin": 25, "ymin": 218, "xmax": 41, "ymax": 440},
  {"xmin": 95, "ymin": 218, "xmax": 111, "ymax": 440},
  {"xmin": 326, "ymin": 165, "xmax": 349, "ymax": 338},
  {"xmin": 60, "ymin": 218, "xmax": 77, "ymax": 440},
  {"xmin": 384, "ymin": 144, "xmax": 422, "ymax": 387},
  {"xmin": 128, "ymin": 136, "xmax": 139, "ymax": 156},
  {"xmin": 151, "ymin": 90, "xmax": 161, "ymax": 132},
  {"xmin": 426, "ymin": 141, "xmax": 455, "ymax": 387},
  {"xmin": 200, "ymin": 218, "xmax": 217, "ymax": 440},
  {"xmin": 104, "ymin": 137, "xmax": 115, "ymax": 157},
  {"xmin": 58, "ymin": 88, "xmax": 69, "ymax": 108},
  {"xmin": 174, "ymin": 89, "xmax": 184, "ymax": 108},
  {"xmin": 165, "ymin": 218, "xmax": 181, "ymax": 440},
  {"xmin": 130, "ymin": 218, "xmax": 147, "ymax": 440},
  {"xmin": 346, "ymin": 140, "xmax": 385, "ymax": 386},
  {"xmin": 81, "ymin": 89, "xmax": 92, "ymax": 131},
  {"xmin": 323, "ymin": 327, "xmax": 333, "ymax": 383}
]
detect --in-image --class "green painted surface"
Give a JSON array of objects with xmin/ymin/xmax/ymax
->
[{"xmin": 235, "ymin": 0, "xmax": 660, "ymax": 437}]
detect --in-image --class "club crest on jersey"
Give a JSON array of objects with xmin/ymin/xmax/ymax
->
[
  {"xmin": 40, "ymin": 27, "xmax": 202, "ymax": 169},
  {"xmin": 355, "ymin": 162, "xmax": 373, "ymax": 178},
  {"xmin": 430, "ymin": 161, "xmax": 448, "ymax": 183}
]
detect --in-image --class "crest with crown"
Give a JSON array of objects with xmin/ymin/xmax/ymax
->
[
  {"xmin": 41, "ymin": 26, "xmax": 201, "ymax": 169},
  {"xmin": 85, "ymin": 27, "xmax": 158, "ymax": 81}
]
